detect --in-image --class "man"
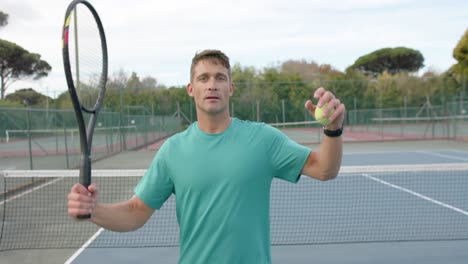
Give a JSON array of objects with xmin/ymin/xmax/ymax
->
[{"xmin": 68, "ymin": 49, "xmax": 345, "ymax": 263}]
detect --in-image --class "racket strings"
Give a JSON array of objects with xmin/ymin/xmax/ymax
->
[{"xmin": 68, "ymin": 4, "xmax": 105, "ymax": 110}]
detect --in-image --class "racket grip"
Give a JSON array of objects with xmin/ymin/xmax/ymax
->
[
  {"xmin": 77, "ymin": 182, "xmax": 92, "ymax": 219},
  {"xmin": 77, "ymin": 154, "xmax": 92, "ymax": 219}
]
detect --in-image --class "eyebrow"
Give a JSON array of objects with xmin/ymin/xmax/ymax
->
[
  {"xmin": 196, "ymin": 72, "xmax": 228, "ymax": 79},
  {"xmin": 215, "ymin": 72, "xmax": 228, "ymax": 78}
]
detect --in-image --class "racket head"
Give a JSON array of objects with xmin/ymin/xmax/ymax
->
[{"xmin": 62, "ymin": 0, "xmax": 108, "ymax": 113}]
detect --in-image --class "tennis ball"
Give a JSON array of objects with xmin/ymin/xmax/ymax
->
[{"xmin": 314, "ymin": 103, "xmax": 335, "ymax": 125}]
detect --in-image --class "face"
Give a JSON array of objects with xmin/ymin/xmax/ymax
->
[{"xmin": 187, "ymin": 59, "xmax": 234, "ymax": 116}]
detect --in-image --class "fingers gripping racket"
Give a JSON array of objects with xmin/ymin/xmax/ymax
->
[{"xmin": 62, "ymin": 0, "xmax": 108, "ymax": 218}]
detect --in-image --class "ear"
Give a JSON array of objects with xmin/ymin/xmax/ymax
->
[
  {"xmin": 186, "ymin": 83, "xmax": 194, "ymax": 97},
  {"xmin": 229, "ymin": 82, "xmax": 234, "ymax": 96}
]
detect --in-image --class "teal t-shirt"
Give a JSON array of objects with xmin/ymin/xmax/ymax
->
[{"xmin": 135, "ymin": 118, "xmax": 310, "ymax": 264}]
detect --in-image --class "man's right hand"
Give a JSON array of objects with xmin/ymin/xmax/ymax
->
[{"xmin": 67, "ymin": 183, "xmax": 98, "ymax": 219}]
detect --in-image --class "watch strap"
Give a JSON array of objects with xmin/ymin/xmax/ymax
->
[{"xmin": 323, "ymin": 124, "xmax": 343, "ymax": 137}]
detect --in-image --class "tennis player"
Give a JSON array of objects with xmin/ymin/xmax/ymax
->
[{"xmin": 68, "ymin": 49, "xmax": 345, "ymax": 264}]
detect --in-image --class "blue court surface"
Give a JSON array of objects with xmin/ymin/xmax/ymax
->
[{"xmin": 64, "ymin": 149, "xmax": 468, "ymax": 264}]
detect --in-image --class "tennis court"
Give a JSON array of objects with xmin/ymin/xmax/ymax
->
[
  {"xmin": 1, "ymin": 140, "xmax": 467, "ymax": 264},
  {"xmin": 0, "ymin": 107, "xmax": 180, "ymax": 171}
]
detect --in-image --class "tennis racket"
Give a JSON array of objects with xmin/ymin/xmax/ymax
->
[{"xmin": 62, "ymin": 0, "xmax": 108, "ymax": 219}]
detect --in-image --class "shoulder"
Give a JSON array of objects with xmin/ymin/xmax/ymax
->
[
  {"xmin": 231, "ymin": 118, "xmax": 284, "ymax": 140},
  {"xmin": 237, "ymin": 118, "xmax": 281, "ymax": 132},
  {"xmin": 157, "ymin": 123, "xmax": 196, "ymax": 155},
  {"xmin": 165, "ymin": 123, "xmax": 197, "ymax": 144},
  {"xmin": 232, "ymin": 118, "xmax": 268, "ymax": 131}
]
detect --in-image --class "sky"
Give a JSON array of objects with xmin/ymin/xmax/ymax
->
[{"xmin": 1, "ymin": 0, "xmax": 467, "ymax": 98}]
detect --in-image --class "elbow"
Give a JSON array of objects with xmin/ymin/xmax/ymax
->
[
  {"xmin": 114, "ymin": 224, "xmax": 143, "ymax": 233},
  {"xmin": 317, "ymin": 174, "xmax": 337, "ymax": 181},
  {"xmin": 127, "ymin": 218, "xmax": 149, "ymax": 232},
  {"xmin": 105, "ymin": 218, "xmax": 146, "ymax": 233},
  {"xmin": 303, "ymin": 166, "xmax": 339, "ymax": 181},
  {"xmin": 317, "ymin": 169, "xmax": 339, "ymax": 181}
]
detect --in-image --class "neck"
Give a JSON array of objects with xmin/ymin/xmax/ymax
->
[{"xmin": 196, "ymin": 111, "xmax": 232, "ymax": 134}]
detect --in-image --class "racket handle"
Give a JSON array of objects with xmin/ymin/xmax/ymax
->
[
  {"xmin": 77, "ymin": 154, "xmax": 92, "ymax": 219},
  {"xmin": 77, "ymin": 182, "xmax": 92, "ymax": 219}
]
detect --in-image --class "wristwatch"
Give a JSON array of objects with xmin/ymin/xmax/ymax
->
[{"xmin": 323, "ymin": 124, "xmax": 343, "ymax": 137}]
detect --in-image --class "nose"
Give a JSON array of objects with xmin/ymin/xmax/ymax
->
[{"xmin": 207, "ymin": 79, "xmax": 218, "ymax": 91}]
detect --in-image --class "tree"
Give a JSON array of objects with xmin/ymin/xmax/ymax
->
[
  {"xmin": 281, "ymin": 59, "xmax": 343, "ymax": 82},
  {"xmin": 141, "ymin": 76, "xmax": 159, "ymax": 90},
  {"xmin": 127, "ymin": 72, "xmax": 142, "ymax": 91},
  {"xmin": 453, "ymin": 29, "xmax": 468, "ymax": 76},
  {"xmin": 5, "ymin": 88, "xmax": 50, "ymax": 106},
  {"xmin": 103, "ymin": 69, "xmax": 128, "ymax": 111},
  {"xmin": 0, "ymin": 39, "xmax": 52, "ymax": 99},
  {"xmin": 452, "ymin": 29, "xmax": 468, "ymax": 110},
  {"xmin": 348, "ymin": 47, "xmax": 424, "ymax": 77},
  {"xmin": 0, "ymin": 11, "xmax": 8, "ymax": 28}
]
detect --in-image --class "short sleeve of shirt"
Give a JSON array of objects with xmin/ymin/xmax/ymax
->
[
  {"xmin": 264, "ymin": 125, "xmax": 311, "ymax": 183},
  {"xmin": 134, "ymin": 141, "xmax": 174, "ymax": 209}
]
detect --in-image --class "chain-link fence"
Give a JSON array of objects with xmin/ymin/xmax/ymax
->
[
  {"xmin": 0, "ymin": 106, "xmax": 179, "ymax": 170},
  {"xmin": 1, "ymin": 78, "xmax": 467, "ymax": 168}
]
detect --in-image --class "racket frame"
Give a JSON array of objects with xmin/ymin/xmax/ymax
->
[{"xmin": 62, "ymin": 0, "xmax": 108, "ymax": 219}]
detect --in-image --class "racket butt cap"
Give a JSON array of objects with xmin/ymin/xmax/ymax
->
[{"xmin": 77, "ymin": 214, "xmax": 91, "ymax": 219}]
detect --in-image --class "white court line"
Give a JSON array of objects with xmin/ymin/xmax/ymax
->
[
  {"xmin": 445, "ymin": 150, "xmax": 468, "ymax": 155},
  {"xmin": 64, "ymin": 228, "xmax": 105, "ymax": 264},
  {"xmin": 0, "ymin": 167, "xmax": 16, "ymax": 170},
  {"xmin": 0, "ymin": 177, "xmax": 63, "ymax": 205},
  {"xmin": 0, "ymin": 172, "xmax": 105, "ymax": 263},
  {"xmin": 419, "ymin": 151, "xmax": 468, "ymax": 162},
  {"xmin": 362, "ymin": 173, "xmax": 468, "ymax": 216}
]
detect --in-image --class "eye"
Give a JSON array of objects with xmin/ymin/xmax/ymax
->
[
  {"xmin": 198, "ymin": 75, "xmax": 208, "ymax": 82},
  {"xmin": 217, "ymin": 75, "xmax": 227, "ymax": 81}
]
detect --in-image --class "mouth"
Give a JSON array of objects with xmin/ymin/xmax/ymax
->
[{"xmin": 205, "ymin": 96, "xmax": 220, "ymax": 100}]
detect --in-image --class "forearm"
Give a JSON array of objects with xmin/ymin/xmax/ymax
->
[
  {"xmin": 317, "ymin": 135, "xmax": 343, "ymax": 180},
  {"xmin": 302, "ymin": 87, "xmax": 345, "ymax": 180},
  {"xmin": 90, "ymin": 199, "xmax": 152, "ymax": 232}
]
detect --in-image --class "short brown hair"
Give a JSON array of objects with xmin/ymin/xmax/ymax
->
[{"xmin": 190, "ymin": 49, "xmax": 231, "ymax": 81}]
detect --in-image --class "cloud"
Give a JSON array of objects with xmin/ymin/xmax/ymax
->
[{"xmin": 1, "ymin": 0, "xmax": 467, "ymax": 97}]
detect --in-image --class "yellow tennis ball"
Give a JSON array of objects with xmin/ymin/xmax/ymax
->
[{"xmin": 314, "ymin": 103, "xmax": 335, "ymax": 125}]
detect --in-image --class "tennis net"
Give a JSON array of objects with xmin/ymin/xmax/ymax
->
[{"xmin": 1, "ymin": 163, "xmax": 468, "ymax": 250}]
